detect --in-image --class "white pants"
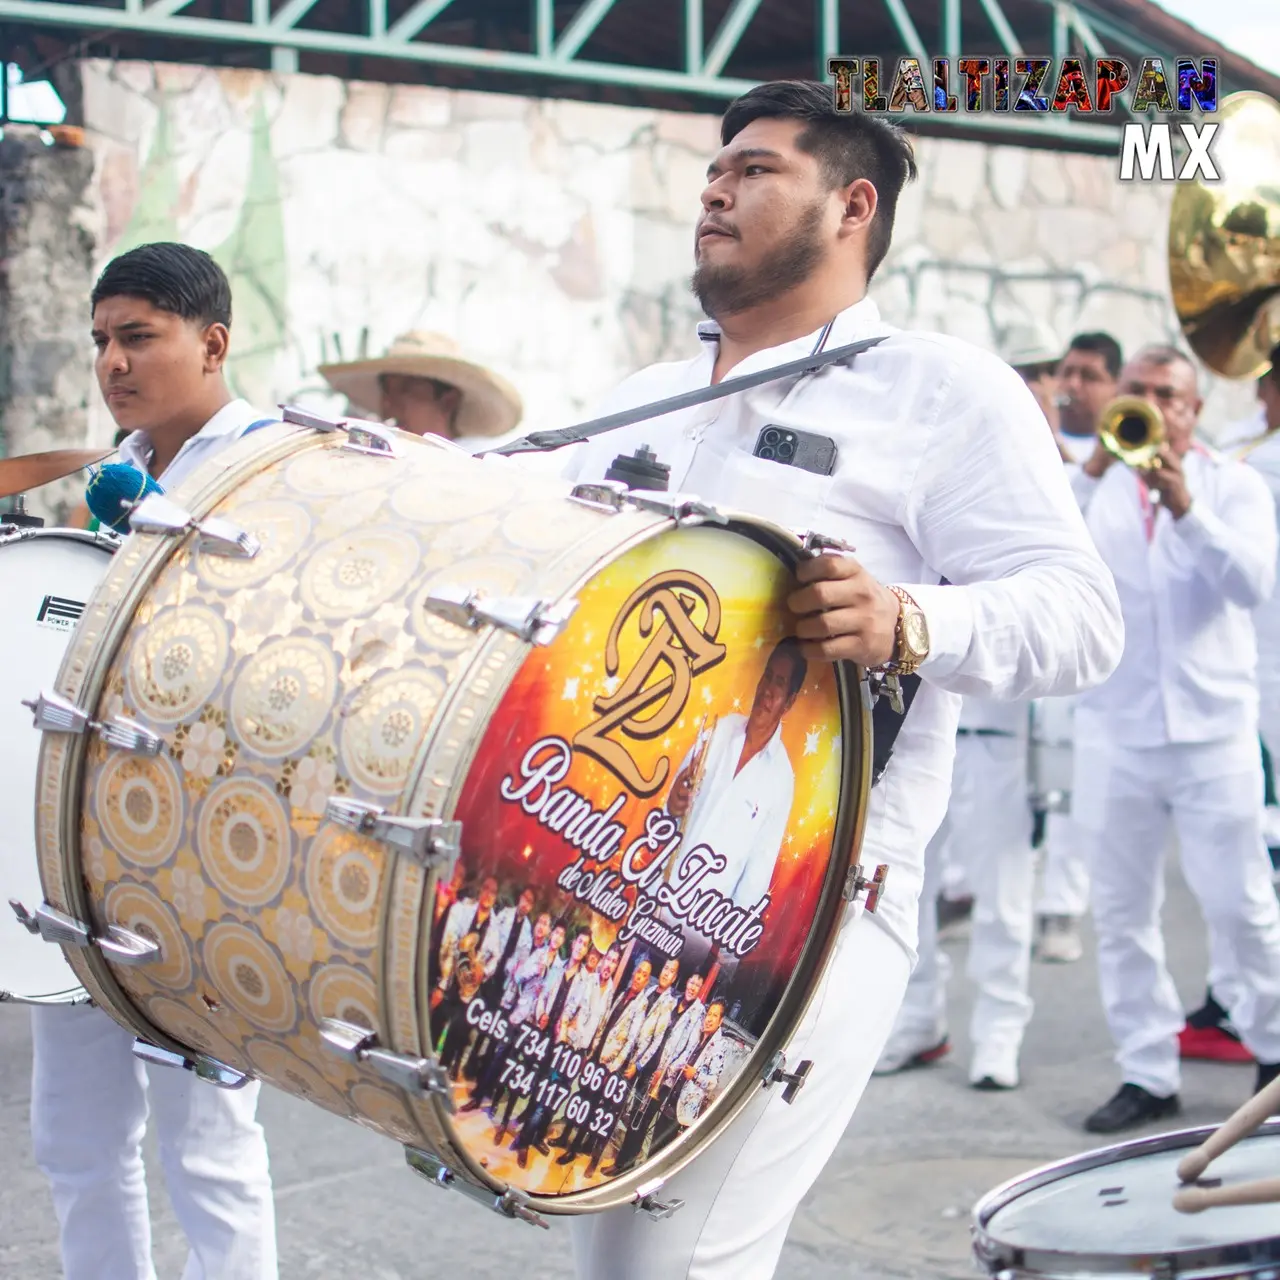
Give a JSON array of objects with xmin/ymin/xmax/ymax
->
[
  {"xmin": 1077, "ymin": 732, "xmax": 1280, "ymax": 1096},
  {"xmin": 891, "ymin": 733, "xmax": 1036, "ymax": 1053},
  {"xmin": 569, "ymin": 910, "xmax": 911, "ymax": 1279},
  {"xmin": 30, "ymin": 1004, "xmax": 278, "ymax": 1280},
  {"xmin": 1036, "ymin": 809, "xmax": 1090, "ymax": 918}
]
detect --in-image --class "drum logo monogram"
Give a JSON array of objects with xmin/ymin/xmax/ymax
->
[{"xmin": 571, "ymin": 570, "xmax": 727, "ymax": 798}]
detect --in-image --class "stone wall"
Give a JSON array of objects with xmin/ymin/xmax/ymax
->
[
  {"xmin": 0, "ymin": 57, "xmax": 1260, "ymax": 517},
  {"xmin": 0, "ymin": 124, "xmax": 98, "ymax": 516}
]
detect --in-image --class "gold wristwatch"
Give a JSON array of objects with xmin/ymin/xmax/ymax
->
[{"xmin": 884, "ymin": 585, "xmax": 930, "ymax": 676}]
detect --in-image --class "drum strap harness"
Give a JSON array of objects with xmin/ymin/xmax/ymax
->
[{"xmin": 489, "ymin": 330, "xmax": 927, "ymax": 788}]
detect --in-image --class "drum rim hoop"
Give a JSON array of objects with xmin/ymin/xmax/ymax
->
[
  {"xmin": 971, "ymin": 1117, "xmax": 1280, "ymax": 1274},
  {"xmin": 423, "ymin": 510, "xmax": 874, "ymax": 1212},
  {"xmin": 0, "ymin": 525, "xmax": 123, "ymax": 553}
]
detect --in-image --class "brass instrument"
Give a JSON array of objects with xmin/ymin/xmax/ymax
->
[
  {"xmin": 1168, "ymin": 91, "xmax": 1280, "ymax": 381},
  {"xmin": 1098, "ymin": 395, "xmax": 1165, "ymax": 470}
]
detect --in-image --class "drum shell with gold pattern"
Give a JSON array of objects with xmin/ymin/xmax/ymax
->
[{"xmin": 31, "ymin": 420, "xmax": 868, "ymax": 1214}]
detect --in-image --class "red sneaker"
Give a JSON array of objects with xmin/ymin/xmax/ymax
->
[{"xmin": 1178, "ymin": 1024, "xmax": 1254, "ymax": 1063}]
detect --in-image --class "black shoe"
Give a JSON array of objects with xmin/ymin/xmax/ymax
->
[
  {"xmin": 1256, "ymin": 1061, "xmax": 1280, "ymax": 1094},
  {"xmin": 1186, "ymin": 989, "xmax": 1233, "ymax": 1031},
  {"xmin": 555, "ymin": 1149, "xmax": 578, "ymax": 1166},
  {"xmin": 1084, "ymin": 1083, "xmax": 1180, "ymax": 1135}
]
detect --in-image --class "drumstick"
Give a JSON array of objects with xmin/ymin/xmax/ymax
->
[
  {"xmin": 1174, "ymin": 1175, "xmax": 1280, "ymax": 1214},
  {"xmin": 1176, "ymin": 1071, "xmax": 1280, "ymax": 1183}
]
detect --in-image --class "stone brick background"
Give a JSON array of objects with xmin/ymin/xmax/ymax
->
[{"xmin": 0, "ymin": 58, "xmax": 1260, "ymax": 518}]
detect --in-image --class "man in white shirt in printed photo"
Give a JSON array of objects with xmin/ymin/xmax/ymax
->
[
  {"xmin": 664, "ymin": 638, "xmax": 803, "ymax": 912},
  {"xmin": 30, "ymin": 240, "xmax": 278, "ymax": 1280},
  {"xmin": 535, "ymin": 79, "xmax": 1122, "ymax": 1280},
  {"xmin": 1071, "ymin": 344, "xmax": 1280, "ymax": 1135}
]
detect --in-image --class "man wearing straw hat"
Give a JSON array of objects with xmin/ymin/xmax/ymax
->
[{"xmin": 317, "ymin": 330, "xmax": 524, "ymax": 446}]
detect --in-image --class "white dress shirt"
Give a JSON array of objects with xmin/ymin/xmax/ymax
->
[
  {"xmin": 1243, "ymin": 431, "xmax": 1280, "ymax": 751},
  {"xmin": 671, "ymin": 713, "xmax": 794, "ymax": 910},
  {"xmin": 117, "ymin": 398, "xmax": 274, "ymax": 488},
  {"xmin": 1220, "ymin": 404, "xmax": 1269, "ymax": 454},
  {"xmin": 1072, "ymin": 446, "xmax": 1277, "ymax": 748},
  {"xmin": 535, "ymin": 297, "xmax": 1121, "ymax": 958},
  {"xmin": 956, "ymin": 694, "xmax": 1028, "ymax": 737}
]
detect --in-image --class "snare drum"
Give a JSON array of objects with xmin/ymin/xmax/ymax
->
[
  {"xmin": 972, "ymin": 1120, "xmax": 1280, "ymax": 1277},
  {"xmin": 1, "ymin": 525, "xmax": 118, "ymax": 1004},
  {"xmin": 27, "ymin": 417, "xmax": 870, "ymax": 1224}
]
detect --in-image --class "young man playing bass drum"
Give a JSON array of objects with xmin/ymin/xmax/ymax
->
[
  {"xmin": 536, "ymin": 80, "xmax": 1123, "ymax": 1279},
  {"xmin": 30, "ymin": 242, "xmax": 279, "ymax": 1280}
]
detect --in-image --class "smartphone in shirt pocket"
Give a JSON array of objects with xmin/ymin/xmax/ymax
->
[
  {"xmin": 753, "ymin": 425, "xmax": 838, "ymax": 476},
  {"xmin": 713, "ymin": 432, "xmax": 837, "ymax": 533}
]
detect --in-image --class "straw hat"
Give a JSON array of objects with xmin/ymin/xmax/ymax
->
[
  {"xmin": 998, "ymin": 321, "xmax": 1063, "ymax": 372},
  {"xmin": 317, "ymin": 330, "xmax": 523, "ymax": 439}
]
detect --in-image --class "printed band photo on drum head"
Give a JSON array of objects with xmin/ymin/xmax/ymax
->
[{"xmin": 430, "ymin": 525, "xmax": 846, "ymax": 1197}]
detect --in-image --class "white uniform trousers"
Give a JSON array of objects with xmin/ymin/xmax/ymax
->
[
  {"xmin": 1036, "ymin": 810, "xmax": 1091, "ymax": 918},
  {"xmin": 568, "ymin": 908, "xmax": 911, "ymax": 1280},
  {"xmin": 889, "ymin": 733, "xmax": 1036, "ymax": 1055},
  {"xmin": 30, "ymin": 1003, "xmax": 278, "ymax": 1280},
  {"xmin": 1077, "ymin": 730, "xmax": 1280, "ymax": 1096}
]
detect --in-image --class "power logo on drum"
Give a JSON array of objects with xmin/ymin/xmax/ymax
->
[{"xmin": 36, "ymin": 595, "xmax": 86, "ymax": 631}]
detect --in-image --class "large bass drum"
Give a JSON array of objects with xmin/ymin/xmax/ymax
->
[
  {"xmin": 27, "ymin": 416, "xmax": 870, "ymax": 1222},
  {"xmin": 1, "ymin": 524, "xmax": 119, "ymax": 1004}
]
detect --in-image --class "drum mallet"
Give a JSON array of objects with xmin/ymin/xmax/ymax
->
[{"xmin": 1172, "ymin": 1070, "xmax": 1280, "ymax": 1211}]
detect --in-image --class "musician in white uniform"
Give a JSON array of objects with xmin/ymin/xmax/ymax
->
[
  {"xmin": 529, "ymin": 81, "xmax": 1122, "ymax": 1279},
  {"xmin": 1033, "ymin": 332, "xmax": 1123, "ymax": 964},
  {"xmin": 1240, "ymin": 347, "xmax": 1280, "ymax": 775},
  {"xmin": 874, "ymin": 328, "xmax": 1060, "ymax": 1092},
  {"xmin": 30, "ymin": 242, "xmax": 278, "ymax": 1279},
  {"xmin": 1186, "ymin": 344, "xmax": 1280, "ymax": 1064},
  {"xmin": 1072, "ymin": 344, "xmax": 1280, "ymax": 1134}
]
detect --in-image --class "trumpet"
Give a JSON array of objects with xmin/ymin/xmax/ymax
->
[{"xmin": 1098, "ymin": 395, "xmax": 1165, "ymax": 471}]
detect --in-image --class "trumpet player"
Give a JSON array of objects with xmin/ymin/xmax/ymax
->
[{"xmin": 1072, "ymin": 344, "xmax": 1280, "ymax": 1134}]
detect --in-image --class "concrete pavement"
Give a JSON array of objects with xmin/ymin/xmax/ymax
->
[{"xmin": 1, "ymin": 859, "xmax": 1262, "ymax": 1279}]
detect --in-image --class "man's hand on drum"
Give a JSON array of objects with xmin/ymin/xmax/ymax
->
[{"xmin": 788, "ymin": 554, "xmax": 899, "ymax": 666}]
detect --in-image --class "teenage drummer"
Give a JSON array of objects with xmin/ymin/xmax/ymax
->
[
  {"xmin": 28, "ymin": 242, "xmax": 278, "ymax": 1279},
  {"xmin": 524, "ymin": 79, "xmax": 1123, "ymax": 1280}
]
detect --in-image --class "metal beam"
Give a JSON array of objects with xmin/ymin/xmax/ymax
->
[
  {"xmin": 1067, "ymin": 4, "xmax": 1168, "ymax": 60},
  {"xmin": 975, "ymin": 0, "xmax": 1023, "ymax": 58},
  {"xmin": 701, "ymin": 0, "xmax": 763, "ymax": 79},
  {"xmin": 269, "ymin": 0, "xmax": 320, "ymax": 30},
  {"xmin": 0, "ymin": 0, "xmax": 1130, "ymax": 147},
  {"xmin": 146, "ymin": 0, "xmax": 197, "ymax": 19},
  {"xmin": 685, "ymin": 0, "xmax": 702, "ymax": 77},
  {"xmin": 1052, "ymin": 1, "xmax": 1068, "ymax": 63},
  {"xmin": 533, "ymin": 0, "xmax": 552, "ymax": 57},
  {"xmin": 816, "ymin": 0, "xmax": 837, "ymax": 73},
  {"xmin": 880, "ymin": 0, "xmax": 926, "ymax": 67},
  {"xmin": 553, "ymin": 0, "xmax": 616, "ymax": 61},
  {"xmin": 369, "ymin": 0, "xmax": 385, "ymax": 38},
  {"xmin": 943, "ymin": 0, "xmax": 961, "ymax": 62},
  {"xmin": 0, "ymin": 0, "xmax": 1148, "ymax": 152},
  {"xmin": 386, "ymin": 0, "xmax": 457, "ymax": 44},
  {"xmin": 1068, "ymin": 5, "xmax": 1107, "ymax": 59}
]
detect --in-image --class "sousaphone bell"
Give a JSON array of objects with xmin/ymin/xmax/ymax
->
[{"xmin": 1168, "ymin": 90, "xmax": 1280, "ymax": 381}]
